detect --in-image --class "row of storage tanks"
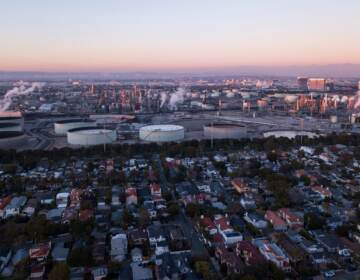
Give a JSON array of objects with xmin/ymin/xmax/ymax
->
[
  {"xmin": 55, "ymin": 118, "xmax": 321, "ymax": 146},
  {"xmin": 55, "ymin": 118, "xmax": 250, "ymax": 146},
  {"xmin": 55, "ymin": 119, "xmax": 187, "ymax": 145}
]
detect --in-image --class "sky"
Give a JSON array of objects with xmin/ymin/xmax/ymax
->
[{"xmin": 1, "ymin": 0, "xmax": 360, "ymax": 72}]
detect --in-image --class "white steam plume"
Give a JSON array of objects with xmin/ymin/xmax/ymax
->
[
  {"xmin": 169, "ymin": 88, "xmax": 186, "ymax": 110},
  {"xmin": 354, "ymin": 91, "xmax": 360, "ymax": 109},
  {"xmin": 160, "ymin": 92, "xmax": 167, "ymax": 108},
  {"xmin": 0, "ymin": 81, "xmax": 45, "ymax": 111}
]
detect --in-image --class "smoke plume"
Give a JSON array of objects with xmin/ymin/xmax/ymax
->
[
  {"xmin": 160, "ymin": 92, "xmax": 167, "ymax": 108},
  {"xmin": 0, "ymin": 81, "xmax": 45, "ymax": 111},
  {"xmin": 169, "ymin": 88, "xmax": 186, "ymax": 110}
]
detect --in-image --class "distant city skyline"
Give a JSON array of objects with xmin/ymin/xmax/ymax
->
[{"xmin": 1, "ymin": 0, "xmax": 360, "ymax": 73}]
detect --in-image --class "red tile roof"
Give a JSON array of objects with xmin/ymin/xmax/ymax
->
[
  {"xmin": 265, "ymin": 211, "xmax": 287, "ymax": 228},
  {"xmin": 79, "ymin": 209, "xmax": 94, "ymax": 222},
  {"xmin": 0, "ymin": 196, "xmax": 11, "ymax": 210},
  {"xmin": 30, "ymin": 242, "xmax": 51, "ymax": 260}
]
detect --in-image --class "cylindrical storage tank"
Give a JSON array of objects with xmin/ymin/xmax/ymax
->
[
  {"xmin": 139, "ymin": 125, "xmax": 184, "ymax": 142},
  {"xmin": 0, "ymin": 131, "xmax": 27, "ymax": 149},
  {"xmin": 0, "ymin": 122, "xmax": 23, "ymax": 132},
  {"xmin": 0, "ymin": 112, "xmax": 24, "ymax": 130},
  {"xmin": 330, "ymin": 115, "xmax": 338, "ymax": 124},
  {"xmin": 67, "ymin": 127, "xmax": 117, "ymax": 146},
  {"xmin": 203, "ymin": 123, "xmax": 247, "ymax": 139},
  {"xmin": 54, "ymin": 119, "xmax": 96, "ymax": 135},
  {"xmin": 284, "ymin": 95, "xmax": 299, "ymax": 103}
]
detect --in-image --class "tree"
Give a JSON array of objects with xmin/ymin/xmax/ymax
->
[
  {"xmin": 48, "ymin": 262, "xmax": 70, "ymax": 280},
  {"xmin": 167, "ymin": 203, "xmax": 179, "ymax": 217},
  {"xmin": 267, "ymin": 151, "xmax": 278, "ymax": 162},
  {"xmin": 67, "ymin": 247, "xmax": 93, "ymax": 267},
  {"xmin": 300, "ymin": 175, "xmax": 311, "ymax": 186},
  {"xmin": 138, "ymin": 208, "xmax": 150, "ymax": 229},
  {"xmin": 185, "ymin": 203, "xmax": 199, "ymax": 218},
  {"xmin": 195, "ymin": 261, "xmax": 212, "ymax": 280},
  {"xmin": 304, "ymin": 212, "xmax": 325, "ymax": 230}
]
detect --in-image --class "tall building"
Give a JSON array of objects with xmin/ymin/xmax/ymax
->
[
  {"xmin": 297, "ymin": 77, "xmax": 308, "ymax": 90},
  {"xmin": 308, "ymin": 78, "xmax": 326, "ymax": 92}
]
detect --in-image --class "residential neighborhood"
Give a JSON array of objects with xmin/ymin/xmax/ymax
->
[{"xmin": 0, "ymin": 135, "xmax": 359, "ymax": 280}]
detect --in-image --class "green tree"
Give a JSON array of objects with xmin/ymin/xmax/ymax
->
[
  {"xmin": 167, "ymin": 202, "xmax": 179, "ymax": 217},
  {"xmin": 138, "ymin": 207, "xmax": 150, "ymax": 229},
  {"xmin": 48, "ymin": 262, "xmax": 70, "ymax": 280},
  {"xmin": 195, "ymin": 261, "xmax": 211, "ymax": 280},
  {"xmin": 185, "ymin": 203, "xmax": 199, "ymax": 218},
  {"xmin": 67, "ymin": 247, "xmax": 93, "ymax": 267}
]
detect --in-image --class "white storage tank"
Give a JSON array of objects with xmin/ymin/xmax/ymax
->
[
  {"xmin": 203, "ymin": 123, "xmax": 247, "ymax": 139},
  {"xmin": 330, "ymin": 115, "xmax": 338, "ymax": 124},
  {"xmin": 0, "ymin": 131, "xmax": 27, "ymax": 149},
  {"xmin": 67, "ymin": 127, "xmax": 117, "ymax": 146},
  {"xmin": 0, "ymin": 122, "xmax": 22, "ymax": 132},
  {"xmin": 0, "ymin": 111, "xmax": 24, "ymax": 130},
  {"xmin": 54, "ymin": 119, "xmax": 96, "ymax": 135},
  {"xmin": 139, "ymin": 124, "xmax": 184, "ymax": 142}
]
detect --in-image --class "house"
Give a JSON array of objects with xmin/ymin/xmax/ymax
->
[
  {"xmin": 30, "ymin": 265, "xmax": 45, "ymax": 280},
  {"xmin": 265, "ymin": 211, "xmax": 287, "ymax": 231},
  {"xmin": 199, "ymin": 216, "xmax": 217, "ymax": 235},
  {"xmin": 277, "ymin": 208, "xmax": 303, "ymax": 229},
  {"xmin": 51, "ymin": 242, "xmax": 69, "ymax": 262},
  {"xmin": 92, "ymin": 242, "xmax": 106, "ymax": 264},
  {"xmin": 5, "ymin": 196, "xmax": 27, "ymax": 218},
  {"xmin": 128, "ymin": 229, "xmax": 148, "ymax": 246},
  {"xmin": 215, "ymin": 246, "xmax": 244, "ymax": 274},
  {"xmin": 47, "ymin": 208, "xmax": 64, "ymax": 222},
  {"xmin": 110, "ymin": 233, "xmax": 128, "ymax": 262},
  {"xmin": 236, "ymin": 241, "xmax": 265, "ymax": 266},
  {"xmin": 79, "ymin": 209, "xmax": 94, "ymax": 222},
  {"xmin": 126, "ymin": 188, "xmax": 138, "ymax": 206},
  {"xmin": 311, "ymin": 186, "xmax": 332, "ymax": 199},
  {"xmin": 29, "ymin": 242, "xmax": 51, "ymax": 262},
  {"xmin": 313, "ymin": 232, "xmax": 342, "ymax": 253},
  {"xmin": 70, "ymin": 188, "xmax": 83, "ymax": 207},
  {"xmin": 240, "ymin": 197, "xmax": 256, "ymax": 209},
  {"xmin": 213, "ymin": 215, "xmax": 243, "ymax": 245},
  {"xmin": 244, "ymin": 212, "xmax": 268, "ymax": 229},
  {"xmin": 0, "ymin": 196, "xmax": 11, "ymax": 219},
  {"xmin": 56, "ymin": 192, "xmax": 69, "ymax": 208},
  {"xmin": 155, "ymin": 240, "xmax": 169, "ymax": 256},
  {"xmin": 111, "ymin": 186, "xmax": 121, "ymax": 206},
  {"xmin": 92, "ymin": 266, "xmax": 108, "ymax": 280},
  {"xmin": 147, "ymin": 225, "xmax": 166, "ymax": 247},
  {"xmin": 131, "ymin": 248, "xmax": 143, "ymax": 262},
  {"xmin": 232, "ymin": 178, "xmax": 249, "ymax": 194},
  {"xmin": 22, "ymin": 198, "xmax": 38, "ymax": 217},
  {"xmin": 62, "ymin": 207, "xmax": 78, "ymax": 224},
  {"xmin": 254, "ymin": 239, "xmax": 290, "ymax": 271},
  {"xmin": 39, "ymin": 192, "xmax": 54, "ymax": 205},
  {"xmin": 131, "ymin": 263, "xmax": 153, "ymax": 280},
  {"xmin": 272, "ymin": 233, "xmax": 308, "ymax": 264},
  {"xmin": 299, "ymin": 239, "xmax": 329, "ymax": 264},
  {"xmin": 0, "ymin": 248, "xmax": 11, "ymax": 273},
  {"xmin": 149, "ymin": 183, "xmax": 161, "ymax": 196}
]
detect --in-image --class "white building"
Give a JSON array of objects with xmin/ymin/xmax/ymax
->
[
  {"xmin": 110, "ymin": 233, "xmax": 128, "ymax": 262},
  {"xmin": 5, "ymin": 196, "xmax": 27, "ymax": 218}
]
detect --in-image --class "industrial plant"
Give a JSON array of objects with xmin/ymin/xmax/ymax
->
[{"xmin": 0, "ymin": 77, "xmax": 359, "ymax": 149}]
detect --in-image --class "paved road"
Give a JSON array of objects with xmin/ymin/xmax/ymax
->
[
  {"xmin": 154, "ymin": 153, "xmax": 220, "ymax": 275},
  {"xmin": 333, "ymin": 270, "xmax": 360, "ymax": 280}
]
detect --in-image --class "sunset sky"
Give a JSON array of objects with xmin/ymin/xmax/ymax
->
[{"xmin": 1, "ymin": 0, "xmax": 360, "ymax": 72}]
